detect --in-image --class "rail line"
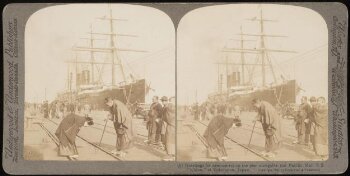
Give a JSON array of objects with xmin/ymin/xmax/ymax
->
[
  {"xmin": 195, "ymin": 119, "xmax": 266, "ymax": 136},
  {"xmin": 90, "ymin": 121, "xmax": 166, "ymax": 154},
  {"xmin": 196, "ymin": 119, "xmax": 297, "ymax": 139},
  {"xmin": 46, "ymin": 119, "xmax": 124, "ymax": 161},
  {"xmin": 87, "ymin": 120, "xmax": 158, "ymax": 143},
  {"xmin": 195, "ymin": 120, "xmax": 271, "ymax": 161},
  {"xmin": 91, "ymin": 120, "xmax": 166, "ymax": 153},
  {"xmin": 238, "ymin": 120, "xmax": 297, "ymax": 139},
  {"xmin": 184, "ymin": 124, "xmax": 219, "ymax": 161},
  {"xmin": 48, "ymin": 118, "xmax": 167, "ymax": 160},
  {"xmin": 38, "ymin": 123, "xmax": 77, "ymax": 161},
  {"xmin": 85, "ymin": 121, "xmax": 149, "ymax": 139}
]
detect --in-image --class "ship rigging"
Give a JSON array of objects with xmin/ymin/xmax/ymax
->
[
  {"xmin": 213, "ymin": 7, "xmax": 299, "ymax": 107},
  {"xmin": 61, "ymin": 5, "xmax": 147, "ymax": 109}
]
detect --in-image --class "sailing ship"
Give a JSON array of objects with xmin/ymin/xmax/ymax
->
[
  {"xmin": 210, "ymin": 7, "xmax": 301, "ymax": 109},
  {"xmin": 56, "ymin": 6, "xmax": 148, "ymax": 110}
]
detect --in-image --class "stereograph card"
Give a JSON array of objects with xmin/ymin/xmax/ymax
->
[{"xmin": 2, "ymin": 2, "xmax": 348, "ymax": 175}]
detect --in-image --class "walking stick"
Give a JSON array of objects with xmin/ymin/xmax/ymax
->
[
  {"xmin": 99, "ymin": 118, "xmax": 109, "ymax": 147},
  {"xmin": 245, "ymin": 120, "xmax": 257, "ymax": 154}
]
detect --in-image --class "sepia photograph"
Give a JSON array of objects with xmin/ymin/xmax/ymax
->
[
  {"xmin": 24, "ymin": 4, "xmax": 175, "ymax": 161},
  {"xmin": 2, "ymin": 2, "xmax": 348, "ymax": 175},
  {"xmin": 177, "ymin": 4, "xmax": 329, "ymax": 161}
]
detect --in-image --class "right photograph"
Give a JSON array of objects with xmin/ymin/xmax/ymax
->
[{"xmin": 177, "ymin": 4, "xmax": 328, "ymax": 161}]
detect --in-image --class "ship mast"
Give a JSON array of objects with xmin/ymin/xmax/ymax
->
[
  {"xmin": 222, "ymin": 6, "xmax": 296, "ymax": 87},
  {"xmin": 259, "ymin": 9, "xmax": 266, "ymax": 86},
  {"xmin": 108, "ymin": 6, "xmax": 121, "ymax": 86},
  {"xmin": 218, "ymin": 26, "xmax": 255, "ymax": 90},
  {"xmin": 240, "ymin": 26, "xmax": 245, "ymax": 85},
  {"xmin": 68, "ymin": 5, "xmax": 146, "ymax": 88},
  {"xmin": 89, "ymin": 25, "xmax": 95, "ymax": 84}
]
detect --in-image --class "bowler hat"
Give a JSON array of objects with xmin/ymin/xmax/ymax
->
[
  {"xmin": 160, "ymin": 96, "xmax": 168, "ymax": 101},
  {"xmin": 310, "ymin": 96, "xmax": 316, "ymax": 102}
]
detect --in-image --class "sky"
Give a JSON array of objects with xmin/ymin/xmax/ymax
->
[
  {"xmin": 25, "ymin": 4, "xmax": 175, "ymax": 103},
  {"xmin": 177, "ymin": 4, "xmax": 328, "ymax": 105},
  {"xmin": 25, "ymin": 4, "xmax": 329, "ymax": 105}
]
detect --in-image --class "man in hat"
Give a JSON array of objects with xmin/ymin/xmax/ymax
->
[
  {"xmin": 311, "ymin": 96, "xmax": 328, "ymax": 159},
  {"xmin": 208, "ymin": 103, "xmax": 216, "ymax": 118},
  {"xmin": 105, "ymin": 97, "xmax": 135, "ymax": 157},
  {"xmin": 55, "ymin": 104, "xmax": 94, "ymax": 158},
  {"xmin": 161, "ymin": 96, "xmax": 176, "ymax": 161},
  {"xmin": 83, "ymin": 103, "xmax": 91, "ymax": 118},
  {"xmin": 200, "ymin": 103, "xmax": 207, "ymax": 121},
  {"xmin": 203, "ymin": 104, "xmax": 242, "ymax": 161},
  {"xmin": 232, "ymin": 105, "xmax": 241, "ymax": 120},
  {"xmin": 252, "ymin": 98, "xmax": 282, "ymax": 158},
  {"xmin": 159, "ymin": 96, "xmax": 169, "ymax": 146},
  {"xmin": 42, "ymin": 100, "xmax": 49, "ymax": 119},
  {"xmin": 192, "ymin": 103, "xmax": 200, "ymax": 121},
  {"xmin": 146, "ymin": 96, "xmax": 163, "ymax": 145},
  {"xmin": 308, "ymin": 96, "xmax": 317, "ymax": 151},
  {"xmin": 293, "ymin": 96, "xmax": 312, "ymax": 145},
  {"xmin": 50, "ymin": 102, "xmax": 57, "ymax": 119}
]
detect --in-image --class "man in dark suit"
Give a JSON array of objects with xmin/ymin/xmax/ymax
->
[{"xmin": 145, "ymin": 96, "xmax": 163, "ymax": 145}]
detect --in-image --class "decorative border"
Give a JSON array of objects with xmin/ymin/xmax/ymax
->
[{"xmin": 2, "ymin": 2, "xmax": 348, "ymax": 174}]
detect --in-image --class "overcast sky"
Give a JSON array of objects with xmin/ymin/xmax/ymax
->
[
  {"xmin": 177, "ymin": 4, "xmax": 328, "ymax": 105},
  {"xmin": 25, "ymin": 4, "xmax": 329, "ymax": 105},
  {"xmin": 25, "ymin": 4, "xmax": 175, "ymax": 103}
]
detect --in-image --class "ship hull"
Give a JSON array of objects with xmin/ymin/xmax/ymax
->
[
  {"xmin": 76, "ymin": 79, "xmax": 146, "ymax": 110},
  {"xmin": 228, "ymin": 80, "xmax": 297, "ymax": 110}
]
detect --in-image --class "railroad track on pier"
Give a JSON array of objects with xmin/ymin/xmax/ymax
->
[
  {"xmin": 196, "ymin": 119, "xmax": 297, "ymax": 139},
  {"xmin": 48, "ymin": 118, "xmax": 167, "ymax": 159},
  {"xmin": 194, "ymin": 120, "xmax": 272, "ymax": 161},
  {"xmin": 46, "ymin": 119, "xmax": 124, "ymax": 161},
  {"xmin": 38, "ymin": 123, "xmax": 78, "ymax": 161},
  {"xmin": 94, "ymin": 121, "xmax": 115, "ymax": 130},
  {"xmin": 90, "ymin": 121, "xmax": 166, "ymax": 155},
  {"xmin": 184, "ymin": 123, "xmax": 219, "ymax": 161},
  {"xmin": 93, "ymin": 121, "xmax": 149, "ymax": 138}
]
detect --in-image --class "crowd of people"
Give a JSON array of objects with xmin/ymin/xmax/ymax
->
[
  {"xmin": 293, "ymin": 96, "xmax": 328, "ymax": 160},
  {"xmin": 51, "ymin": 95, "xmax": 175, "ymax": 161},
  {"xmin": 144, "ymin": 96, "xmax": 176, "ymax": 161},
  {"xmin": 44, "ymin": 101, "xmax": 93, "ymax": 120},
  {"xmin": 189, "ymin": 101, "xmax": 241, "ymax": 122},
  {"xmin": 193, "ymin": 96, "xmax": 328, "ymax": 161},
  {"xmin": 36, "ymin": 93, "xmax": 328, "ymax": 161}
]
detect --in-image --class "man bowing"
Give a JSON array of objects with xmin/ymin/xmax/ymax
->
[{"xmin": 55, "ymin": 104, "xmax": 94, "ymax": 159}]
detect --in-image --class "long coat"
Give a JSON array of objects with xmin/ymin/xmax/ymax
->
[
  {"xmin": 109, "ymin": 99, "xmax": 135, "ymax": 150},
  {"xmin": 147, "ymin": 102, "xmax": 163, "ymax": 134},
  {"xmin": 295, "ymin": 103, "xmax": 312, "ymax": 134},
  {"xmin": 312, "ymin": 103, "xmax": 328, "ymax": 156},
  {"xmin": 203, "ymin": 115, "xmax": 236, "ymax": 157},
  {"xmin": 55, "ymin": 113, "xmax": 86, "ymax": 156},
  {"xmin": 257, "ymin": 101, "xmax": 282, "ymax": 152},
  {"xmin": 162, "ymin": 102, "xmax": 175, "ymax": 155}
]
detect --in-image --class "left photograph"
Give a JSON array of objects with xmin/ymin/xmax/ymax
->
[{"xmin": 24, "ymin": 4, "xmax": 175, "ymax": 161}]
